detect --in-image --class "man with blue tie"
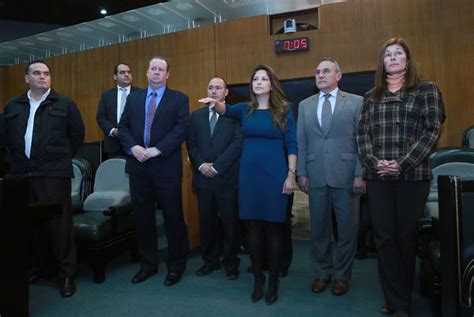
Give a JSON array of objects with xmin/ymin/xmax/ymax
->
[
  {"xmin": 297, "ymin": 58, "xmax": 365, "ymax": 296},
  {"xmin": 119, "ymin": 56, "xmax": 190, "ymax": 286},
  {"xmin": 96, "ymin": 63, "xmax": 139, "ymax": 158}
]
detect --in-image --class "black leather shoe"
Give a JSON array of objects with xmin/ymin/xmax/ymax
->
[
  {"xmin": 131, "ymin": 269, "xmax": 157, "ymax": 284},
  {"xmin": 59, "ymin": 277, "xmax": 76, "ymax": 298},
  {"xmin": 164, "ymin": 272, "xmax": 182, "ymax": 286},
  {"xmin": 393, "ymin": 311, "xmax": 409, "ymax": 317},
  {"xmin": 226, "ymin": 269, "xmax": 239, "ymax": 280},
  {"xmin": 195, "ymin": 263, "xmax": 221, "ymax": 277},
  {"xmin": 251, "ymin": 274, "xmax": 265, "ymax": 303}
]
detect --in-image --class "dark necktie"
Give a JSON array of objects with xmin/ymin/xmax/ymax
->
[
  {"xmin": 209, "ymin": 110, "xmax": 217, "ymax": 135},
  {"xmin": 321, "ymin": 93, "xmax": 332, "ymax": 133},
  {"xmin": 145, "ymin": 91, "xmax": 157, "ymax": 147}
]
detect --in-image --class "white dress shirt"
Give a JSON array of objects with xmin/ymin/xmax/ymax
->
[
  {"xmin": 316, "ymin": 87, "xmax": 338, "ymax": 125},
  {"xmin": 25, "ymin": 88, "xmax": 51, "ymax": 158}
]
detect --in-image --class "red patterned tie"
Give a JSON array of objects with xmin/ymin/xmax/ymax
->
[{"xmin": 145, "ymin": 91, "xmax": 157, "ymax": 147}]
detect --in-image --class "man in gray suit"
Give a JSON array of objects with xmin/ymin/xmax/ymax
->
[{"xmin": 297, "ymin": 58, "xmax": 365, "ymax": 296}]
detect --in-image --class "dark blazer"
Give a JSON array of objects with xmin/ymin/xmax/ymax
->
[
  {"xmin": 119, "ymin": 87, "xmax": 190, "ymax": 178},
  {"xmin": 96, "ymin": 86, "xmax": 140, "ymax": 153},
  {"xmin": 187, "ymin": 106, "xmax": 242, "ymax": 190}
]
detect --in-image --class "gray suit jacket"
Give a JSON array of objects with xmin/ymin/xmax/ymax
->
[{"xmin": 297, "ymin": 89, "xmax": 363, "ymax": 188}]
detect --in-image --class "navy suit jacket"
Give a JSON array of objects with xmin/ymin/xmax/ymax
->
[
  {"xmin": 187, "ymin": 106, "xmax": 242, "ymax": 190},
  {"xmin": 96, "ymin": 86, "xmax": 140, "ymax": 153},
  {"xmin": 119, "ymin": 87, "xmax": 190, "ymax": 178}
]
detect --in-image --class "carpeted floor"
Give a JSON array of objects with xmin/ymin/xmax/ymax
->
[{"xmin": 29, "ymin": 239, "xmax": 432, "ymax": 317}]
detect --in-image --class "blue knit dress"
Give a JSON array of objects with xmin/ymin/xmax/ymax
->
[{"xmin": 225, "ymin": 103, "xmax": 297, "ymax": 223}]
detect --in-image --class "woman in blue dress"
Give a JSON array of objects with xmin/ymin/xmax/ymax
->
[{"xmin": 199, "ymin": 64, "xmax": 297, "ymax": 305}]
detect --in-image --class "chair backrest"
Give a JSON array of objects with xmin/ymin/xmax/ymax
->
[
  {"xmin": 82, "ymin": 158, "xmax": 130, "ymax": 212},
  {"xmin": 92, "ymin": 158, "xmax": 129, "ymax": 192},
  {"xmin": 425, "ymin": 148, "xmax": 474, "ymax": 218},
  {"xmin": 71, "ymin": 162, "xmax": 83, "ymax": 198},
  {"xmin": 72, "ymin": 157, "xmax": 93, "ymax": 201},
  {"xmin": 429, "ymin": 162, "xmax": 474, "ymax": 200},
  {"xmin": 462, "ymin": 125, "xmax": 474, "ymax": 148}
]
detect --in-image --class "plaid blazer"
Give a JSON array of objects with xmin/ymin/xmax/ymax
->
[{"xmin": 356, "ymin": 81, "xmax": 444, "ymax": 181}]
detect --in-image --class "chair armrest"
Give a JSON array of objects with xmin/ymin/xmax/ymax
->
[
  {"xmin": 417, "ymin": 217, "xmax": 433, "ymax": 235},
  {"xmin": 103, "ymin": 203, "xmax": 133, "ymax": 217},
  {"xmin": 417, "ymin": 217, "xmax": 434, "ymax": 258},
  {"xmin": 102, "ymin": 203, "xmax": 133, "ymax": 234}
]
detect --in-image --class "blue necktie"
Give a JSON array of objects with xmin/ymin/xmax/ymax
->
[{"xmin": 145, "ymin": 91, "xmax": 157, "ymax": 147}]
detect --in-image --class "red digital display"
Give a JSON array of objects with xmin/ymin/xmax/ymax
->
[{"xmin": 275, "ymin": 37, "xmax": 310, "ymax": 54}]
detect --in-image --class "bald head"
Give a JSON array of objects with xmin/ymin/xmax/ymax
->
[{"xmin": 207, "ymin": 77, "xmax": 228, "ymax": 102}]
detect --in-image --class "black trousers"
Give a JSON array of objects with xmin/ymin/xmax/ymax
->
[
  {"xmin": 197, "ymin": 188, "xmax": 240, "ymax": 270},
  {"xmin": 30, "ymin": 177, "xmax": 76, "ymax": 279},
  {"xmin": 246, "ymin": 220, "xmax": 283, "ymax": 279},
  {"xmin": 129, "ymin": 174, "xmax": 189, "ymax": 274},
  {"xmin": 367, "ymin": 179, "xmax": 430, "ymax": 312}
]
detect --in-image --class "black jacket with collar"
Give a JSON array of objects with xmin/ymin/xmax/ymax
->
[{"xmin": 2, "ymin": 89, "xmax": 85, "ymax": 178}]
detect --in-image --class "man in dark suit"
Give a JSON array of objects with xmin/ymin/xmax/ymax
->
[
  {"xmin": 119, "ymin": 56, "xmax": 190, "ymax": 286},
  {"xmin": 96, "ymin": 63, "xmax": 139, "ymax": 158},
  {"xmin": 187, "ymin": 77, "xmax": 242, "ymax": 280}
]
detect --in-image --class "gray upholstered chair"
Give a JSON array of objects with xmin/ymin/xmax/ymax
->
[
  {"xmin": 71, "ymin": 158, "xmax": 92, "ymax": 213},
  {"xmin": 462, "ymin": 125, "xmax": 474, "ymax": 148},
  {"xmin": 436, "ymin": 176, "xmax": 474, "ymax": 316},
  {"xmin": 73, "ymin": 158, "xmax": 135, "ymax": 283},
  {"xmin": 418, "ymin": 147, "xmax": 474, "ymax": 309},
  {"xmin": 71, "ymin": 162, "xmax": 83, "ymax": 212}
]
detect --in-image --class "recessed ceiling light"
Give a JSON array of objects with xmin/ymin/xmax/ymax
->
[
  {"xmin": 2, "ymin": 45, "xmax": 17, "ymax": 50},
  {"xmin": 176, "ymin": 3, "xmax": 193, "ymax": 10},
  {"xmin": 147, "ymin": 8, "xmax": 166, "ymax": 16},
  {"xmin": 122, "ymin": 15, "xmax": 140, "ymax": 22},
  {"xmin": 98, "ymin": 21, "xmax": 117, "ymax": 28},
  {"xmin": 55, "ymin": 31, "xmax": 74, "ymax": 38},
  {"xmin": 100, "ymin": 9, "xmax": 107, "ymax": 15},
  {"xmin": 76, "ymin": 26, "xmax": 94, "ymax": 32},
  {"xmin": 36, "ymin": 36, "xmax": 53, "ymax": 42}
]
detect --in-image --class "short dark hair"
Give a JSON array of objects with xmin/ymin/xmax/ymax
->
[
  {"xmin": 25, "ymin": 59, "xmax": 50, "ymax": 74},
  {"xmin": 114, "ymin": 63, "xmax": 131, "ymax": 75}
]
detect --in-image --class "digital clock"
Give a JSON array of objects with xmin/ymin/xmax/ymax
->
[{"xmin": 274, "ymin": 37, "xmax": 310, "ymax": 54}]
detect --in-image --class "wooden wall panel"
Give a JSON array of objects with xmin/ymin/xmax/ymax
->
[
  {"xmin": 1, "ymin": 0, "xmax": 474, "ymax": 247},
  {"xmin": 1, "ymin": 64, "xmax": 27, "ymax": 110},
  {"xmin": 45, "ymin": 45, "xmax": 121, "ymax": 142},
  {"xmin": 432, "ymin": 0, "xmax": 474, "ymax": 146},
  {"xmin": 0, "ymin": 67, "xmax": 4, "ymax": 106}
]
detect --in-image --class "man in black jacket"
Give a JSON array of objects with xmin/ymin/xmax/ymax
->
[
  {"xmin": 96, "ymin": 63, "xmax": 139, "ymax": 158},
  {"xmin": 2, "ymin": 60, "xmax": 85, "ymax": 297}
]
